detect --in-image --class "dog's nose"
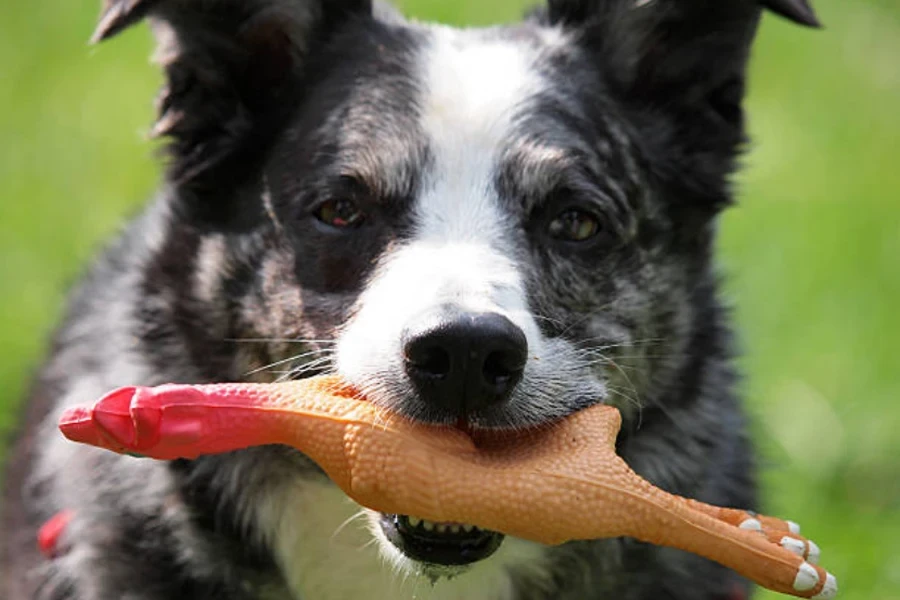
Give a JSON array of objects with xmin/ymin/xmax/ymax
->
[{"xmin": 402, "ymin": 310, "xmax": 528, "ymax": 419}]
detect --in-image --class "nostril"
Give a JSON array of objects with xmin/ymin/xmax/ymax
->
[
  {"xmin": 482, "ymin": 349, "xmax": 524, "ymax": 390},
  {"xmin": 405, "ymin": 344, "xmax": 451, "ymax": 380}
]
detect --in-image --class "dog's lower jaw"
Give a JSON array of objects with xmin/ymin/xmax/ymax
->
[
  {"xmin": 253, "ymin": 473, "xmax": 548, "ymax": 600},
  {"xmin": 377, "ymin": 513, "xmax": 505, "ymax": 567},
  {"xmin": 367, "ymin": 508, "xmax": 553, "ymax": 600}
]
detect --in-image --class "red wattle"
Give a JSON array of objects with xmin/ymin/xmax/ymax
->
[
  {"xmin": 58, "ymin": 407, "xmax": 105, "ymax": 447},
  {"xmin": 92, "ymin": 386, "xmax": 142, "ymax": 448}
]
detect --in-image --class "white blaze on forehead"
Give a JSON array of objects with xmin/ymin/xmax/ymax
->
[
  {"xmin": 415, "ymin": 27, "xmax": 546, "ymax": 244},
  {"xmin": 336, "ymin": 30, "xmax": 552, "ymax": 388},
  {"xmin": 406, "ymin": 28, "xmax": 544, "ymax": 318},
  {"xmin": 420, "ymin": 26, "xmax": 543, "ymax": 154}
]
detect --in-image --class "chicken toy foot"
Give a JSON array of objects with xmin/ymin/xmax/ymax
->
[{"xmin": 59, "ymin": 376, "xmax": 837, "ymax": 599}]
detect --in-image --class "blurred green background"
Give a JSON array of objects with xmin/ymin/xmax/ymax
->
[{"xmin": 1, "ymin": 1, "xmax": 897, "ymax": 598}]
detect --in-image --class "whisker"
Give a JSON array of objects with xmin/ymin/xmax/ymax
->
[
  {"xmin": 331, "ymin": 509, "xmax": 368, "ymax": 543},
  {"xmin": 574, "ymin": 338, "xmax": 666, "ymax": 352},
  {"xmin": 583, "ymin": 358, "xmax": 642, "ymax": 372},
  {"xmin": 557, "ymin": 311, "xmax": 601, "ymax": 337},
  {"xmin": 601, "ymin": 354, "xmax": 682, "ymax": 361},
  {"xmin": 607, "ymin": 384, "xmax": 641, "ymax": 407},
  {"xmin": 243, "ymin": 348, "xmax": 333, "ymax": 378},
  {"xmin": 356, "ymin": 537, "xmax": 380, "ymax": 553},
  {"xmin": 604, "ymin": 353, "xmax": 640, "ymax": 394},
  {"xmin": 280, "ymin": 355, "xmax": 335, "ymax": 382},
  {"xmin": 225, "ymin": 338, "xmax": 338, "ymax": 344},
  {"xmin": 607, "ymin": 386, "xmax": 643, "ymax": 429}
]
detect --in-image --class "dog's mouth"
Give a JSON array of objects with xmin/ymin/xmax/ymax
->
[{"xmin": 379, "ymin": 513, "xmax": 504, "ymax": 566}]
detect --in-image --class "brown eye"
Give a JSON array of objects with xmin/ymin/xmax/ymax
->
[
  {"xmin": 548, "ymin": 209, "xmax": 601, "ymax": 242},
  {"xmin": 314, "ymin": 198, "xmax": 365, "ymax": 229}
]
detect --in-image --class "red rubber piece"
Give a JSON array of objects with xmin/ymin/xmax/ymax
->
[{"xmin": 37, "ymin": 509, "xmax": 74, "ymax": 559}]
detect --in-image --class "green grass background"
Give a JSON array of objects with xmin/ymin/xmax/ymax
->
[{"xmin": 1, "ymin": 1, "xmax": 897, "ymax": 598}]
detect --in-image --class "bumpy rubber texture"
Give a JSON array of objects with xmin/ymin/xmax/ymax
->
[{"xmin": 59, "ymin": 376, "xmax": 837, "ymax": 599}]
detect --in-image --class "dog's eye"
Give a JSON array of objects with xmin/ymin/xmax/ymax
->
[
  {"xmin": 314, "ymin": 199, "xmax": 365, "ymax": 229},
  {"xmin": 548, "ymin": 209, "xmax": 601, "ymax": 242}
]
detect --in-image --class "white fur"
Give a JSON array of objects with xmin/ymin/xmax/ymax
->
[
  {"xmin": 338, "ymin": 28, "xmax": 549, "ymax": 399},
  {"xmin": 259, "ymin": 479, "xmax": 548, "ymax": 600},
  {"xmin": 336, "ymin": 27, "xmax": 601, "ymax": 426}
]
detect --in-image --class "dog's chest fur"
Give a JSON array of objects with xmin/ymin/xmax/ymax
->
[{"xmin": 258, "ymin": 480, "xmax": 546, "ymax": 600}]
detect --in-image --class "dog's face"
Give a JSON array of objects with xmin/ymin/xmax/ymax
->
[
  {"xmin": 259, "ymin": 14, "xmax": 727, "ymax": 431},
  {"xmin": 252, "ymin": 15, "xmax": 725, "ymax": 575},
  {"xmin": 97, "ymin": 0, "xmax": 818, "ymax": 585},
  {"xmin": 269, "ymin": 23, "xmax": 628, "ymax": 429}
]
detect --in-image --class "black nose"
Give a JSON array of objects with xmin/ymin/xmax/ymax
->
[{"xmin": 402, "ymin": 310, "xmax": 528, "ymax": 419}]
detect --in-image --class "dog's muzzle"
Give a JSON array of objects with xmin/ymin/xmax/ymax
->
[{"xmin": 376, "ymin": 309, "xmax": 522, "ymax": 563}]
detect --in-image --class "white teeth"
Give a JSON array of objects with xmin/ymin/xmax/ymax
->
[{"xmin": 402, "ymin": 516, "xmax": 479, "ymax": 534}]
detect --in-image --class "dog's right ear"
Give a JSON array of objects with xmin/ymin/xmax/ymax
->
[
  {"xmin": 541, "ymin": 0, "xmax": 819, "ymax": 209},
  {"xmin": 93, "ymin": 0, "xmax": 371, "ymax": 217}
]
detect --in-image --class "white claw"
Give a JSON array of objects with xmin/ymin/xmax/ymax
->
[
  {"xmin": 807, "ymin": 540, "xmax": 821, "ymax": 564},
  {"xmin": 812, "ymin": 573, "xmax": 838, "ymax": 599},
  {"xmin": 739, "ymin": 518, "xmax": 763, "ymax": 531},
  {"xmin": 781, "ymin": 536, "xmax": 806, "ymax": 557},
  {"xmin": 787, "ymin": 520, "xmax": 801, "ymax": 534},
  {"xmin": 793, "ymin": 562, "xmax": 819, "ymax": 592}
]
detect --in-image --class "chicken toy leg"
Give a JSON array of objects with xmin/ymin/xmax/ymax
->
[{"xmin": 59, "ymin": 376, "xmax": 837, "ymax": 599}]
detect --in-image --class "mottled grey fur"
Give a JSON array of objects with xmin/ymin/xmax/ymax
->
[{"xmin": 2, "ymin": 0, "xmax": 819, "ymax": 598}]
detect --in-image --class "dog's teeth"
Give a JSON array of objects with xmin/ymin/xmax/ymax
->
[
  {"xmin": 448, "ymin": 524, "xmax": 460, "ymax": 534},
  {"xmin": 436, "ymin": 524, "xmax": 447, "ymax": 533},
  {"xmin": 462, "ymin": 524, "xmax": 474, "ymax": 533},
  {"xmin": 422, "ymin": 520, "xmax": 435, "ymax": 532},
  {"xmin": 407, "ymin": 516, "xmax": 421, "ymax": 528}
]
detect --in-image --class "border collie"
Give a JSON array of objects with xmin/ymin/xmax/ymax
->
[{"xmin": 2, "ymin": 0, "xmax": 820, "ymax": 598}]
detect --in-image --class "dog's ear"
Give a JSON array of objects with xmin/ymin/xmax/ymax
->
[
  {"xmin": 543, "ymin": 0, "xmax": 819, "ymax": 207},
  {"xmin": 93, "ymin": 0, "xmax": 372, "ymax": 225}
]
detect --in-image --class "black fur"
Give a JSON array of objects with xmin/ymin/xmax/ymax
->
[{"xmin": 2, "ymin": 1, "xmax": 819, "ymax": 598}]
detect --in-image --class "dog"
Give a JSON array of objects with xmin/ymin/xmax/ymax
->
[{"xmin": 1, "ymin": 0, "xmax": 820, "ymax": 598}]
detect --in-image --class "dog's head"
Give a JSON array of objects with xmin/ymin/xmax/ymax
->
[{"xmin": 99, "ymin": 0, "xmax": 817, "ymax": 579}]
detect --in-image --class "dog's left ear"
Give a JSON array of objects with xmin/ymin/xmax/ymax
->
[
  {"xmin": 543, "ymin": 0, "xmax": 819, "ymax": 207},
  {"xmin": 92, "ymin": 0, "xmax": 372, "ymax": 227}
]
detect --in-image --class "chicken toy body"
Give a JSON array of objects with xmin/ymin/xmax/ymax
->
[{"xmin": 59, "ymin": 375, "xmax": 837, "ymax": 599}]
